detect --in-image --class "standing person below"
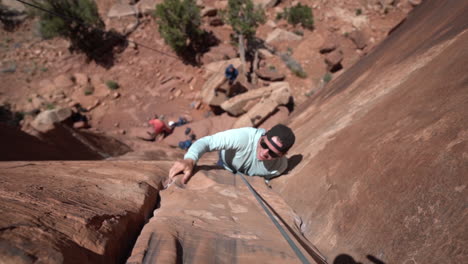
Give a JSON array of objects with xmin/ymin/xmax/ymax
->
[
  {"xmin": 225, "ymin": 64, "xmax": 238, "ymax": 86},
  {"xmin": 169, "ymin": 124, "xmax": 295, "ymax": 184}
]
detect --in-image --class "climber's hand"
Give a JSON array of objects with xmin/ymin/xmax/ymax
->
[{"xmin": 168, "ymin": 159, "xmax": 195, "ymax": 184}]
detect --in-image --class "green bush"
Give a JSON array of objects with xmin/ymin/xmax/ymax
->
[
  {"xmin": 106, "ymin": 80, "xmax": 119, "ymax": 90},
  {"xmin": 293, "ymin": 29, "xmax": 304, "ymax": 36},
  {"xmin": 36, "ymin": 0, "xmax": 125, "ymax": 66},
  {"xmin": 45, "ymin": 103, "xmax": 55, "ymax": 110},
  {"xmin": 283, "ymin": 3, "xmax": 314, "ymax": 29},
  {"xmin": 323, "ymin": 72, "xmax": 332, "ymax": 83},
  {"xmin": 281, "ymin": 53, "xmax": 307, "ymax": 78},
  {"xmin": 154, "ymin": 0, "xmax": 203, "ymax": 55},
  {"xmin": 275, "ymin": 12, "xmax": 283, "ymax": 21},
  {"xmin": 37, "ymin": 0, "xmax": 103, "ymax": 39},
  {"xmin": 84, "ymin": 87, "xmax": 94, "ymax": 95}
]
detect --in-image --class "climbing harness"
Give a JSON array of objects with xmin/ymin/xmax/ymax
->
[{"xmin": 237, "ymin": 172, "xmax": 328, "ymax": 264}]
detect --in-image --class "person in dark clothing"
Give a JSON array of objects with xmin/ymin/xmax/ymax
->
[{"xmin": 224, "ymin": 64, "xmax": 238, "ymax": 85}]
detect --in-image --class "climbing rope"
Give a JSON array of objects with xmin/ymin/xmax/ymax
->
[{"xmin": 237, "ymin": 173, "xmax": 324, "ymax": 264}]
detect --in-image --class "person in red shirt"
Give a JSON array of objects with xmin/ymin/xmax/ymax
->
[
  {"xmin": 149, "ymin": 119, "xmax": 172, "ymax": 135},
  {"xmin": 137, "ymin": 118, "xmax": 174, "ymax": 141},
  {"xmin": 149, "ymin": 118, "xmax": 173, "ymax": 140}
]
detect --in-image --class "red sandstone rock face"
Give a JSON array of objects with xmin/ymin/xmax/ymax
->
[
  {"xmin": 127, "ymin": 168, "xmax": 317, "ymax": 264},
  {"xmin": 273, "ymin": 1, "xmax": 468, "ymax": 263},
  {"xmin": 0, "ymin": 161, "xmax": 170, "ymax": 263},
  {"xmin": 1, "ymin": 1, "xmax": 466, "ymax": 263}
]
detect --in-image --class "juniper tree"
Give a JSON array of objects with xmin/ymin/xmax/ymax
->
[
  {"xmin": 154, "ymin": 0, "xmax": 203, "ymax": 56},
  {"xmin": 36, "ymin": 0, "xmax": 125, "ymax": 67},
  {"xmin": 282, "ymin": 3, "xmax": 314, "ymax": 29},
  {"xmin": 224, "ymin": 0, "xmax": 265, "ymax": 81}
]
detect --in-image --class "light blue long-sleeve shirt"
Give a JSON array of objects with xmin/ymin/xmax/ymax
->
[{"xmin": 184, "ymin": 127, "xmax": 288, "ymax": 178}]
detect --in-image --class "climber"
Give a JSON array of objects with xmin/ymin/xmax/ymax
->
[{"xmin": 168, "ymin": 124, "xmax": 295, "ymax": 184}]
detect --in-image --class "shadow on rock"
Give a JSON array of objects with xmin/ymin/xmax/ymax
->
[
  {"xmin": 180, "ymin": 30, "xmax": 220, "ymax": 66},
  {"xmin": 70, "ymin": 28, "xmax": 128, "ymax": 69},
  {"xmin": 284, "ymin": 154, "xmax": 303, "ymax": 174},
  {"xmin": 333, "ymin": 254, "xmax": 386, "ymax": 264}
]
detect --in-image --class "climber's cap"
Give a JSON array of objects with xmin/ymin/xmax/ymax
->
[{"xmin": 265, "ymin": 124, "xmax": 295, "ymax": 153}]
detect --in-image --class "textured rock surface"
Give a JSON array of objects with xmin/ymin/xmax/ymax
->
[
  {"xmin": 1, "ymin": 1, "xmax": 466, "ymax": 263},
  {"xmin": 200, "ymin": 71, "xmax": 230, "ymax": 106},
  {"xmin": 255, "ymin": 67, "xmax": 285, "ymax": 81},
  {"xmin": 273, "ymin": 1, "xmax": 468, "ymax": 263},
  {"xmin": 135, "ymin": 0, "xmax": 163, "ymax": 15},
  {"xmin": 30, "ymin": 108, "xmax": 72, "ymax": 133},
  {"xmin": 0, "ymin": 161, "xmax": 171, "ymax": 263},
  {"xmin": 221, "ymin": 82, "xmax": 291, "ymax": 116},
  {"xmin": 266, "ymin": 29, "xmax": 303, "ymax": 44},
  {"xmin": 127, "ymin": 168, "xmax": 317, "ymax": 264},
  {"xmin": 107, "ymin": 4, "xmax": 138, "ymax": 18}
]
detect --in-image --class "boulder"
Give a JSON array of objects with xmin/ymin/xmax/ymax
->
[
  {"xmin": 221, "ymin": 82, "xmax": 291, "ymax": 116},
  {"xmin": 73, "ymin": 73, "xmax": 89, "ymax": 86},
  {"xmin": 53, "ymin": 74, "xmax": 74, "ymax": 89},
  {"xmin": 255, "ymin": 67, "xmax": 286, "ymax": 81},
  {"xmin": 31, "ymin": 95, "xmax": 47, "ymax": 110},
  {"xmin": 107, "ymin": 4, "xmax": 138, "ymax": 18},
  {"xmin": 269, "ymin": 82, "xmax": 292, "ymax": 105},
  {"xmin": 319, "ymin": 35, "xmax": 338, "ymax": 54},
  {"xmin": 324, "ymin": 49, "xmax": 343, "ymax": 71},
  {"xmin": 258, "ymin": 106, "xmax": 290, "ymax": 130},
  {"xmin": 204, "ymin": 58, "xmax": 242, "ymax": 78},
  {"xmin": 200, "ymin": 72, "xmax": 229, "ymax": 106},
  {"xmin": 31, "ymin": 108, "xmax": 73, "ymax": 133},
  {"xmin": 266, "ymin": 28, "xmax": 303, "ymax": 44},
  {"xmin": 136, "ymin": 0, "xmax": 164, "ymax": 15},
  {"xmin": 234, "ymin": 97, "xmax": 277, "ymax": 128},
  {"xmin": 0, "ymin": 161, "xmax": 167, "ymax": 263},
  {"xmin": 202, "ymin": 60, "xmax": 244, "ymax": 104},
  {"xmin": 348, "ymin": 30, "xmax": 368, "ymax": 50}
]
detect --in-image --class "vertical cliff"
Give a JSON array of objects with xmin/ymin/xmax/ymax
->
[{"xmin": 274, "ymin": 0, "xmax": 467, "ymax": 262}]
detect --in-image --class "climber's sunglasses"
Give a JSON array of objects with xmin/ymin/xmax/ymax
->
[{"xmin": 260, "ymin": 137, "xmax": 280, "ymax": 158}]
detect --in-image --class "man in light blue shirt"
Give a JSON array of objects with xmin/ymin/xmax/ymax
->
[{"xmin": 169, "ymin": 124, "xmax": 296, "ymax": 184}]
